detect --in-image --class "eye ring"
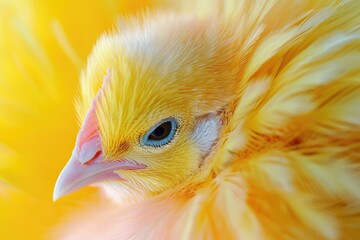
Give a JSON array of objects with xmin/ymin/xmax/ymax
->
[{"xmin": 141, "ymin": 118, "xmax": 178, "ymax": 147}]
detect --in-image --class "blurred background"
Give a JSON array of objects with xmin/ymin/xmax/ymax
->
[{"xmin": 0, "ymin": 0, "xmax": 170, "ymax": 239}]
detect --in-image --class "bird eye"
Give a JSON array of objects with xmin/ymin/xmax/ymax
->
[{"xmin": 141, "ymin": 118, "xmax": 178, "ymax": 147}]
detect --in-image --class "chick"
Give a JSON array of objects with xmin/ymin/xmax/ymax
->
[{"xmin": 54, "ymin": 0, "xmax": 360, "ymax": 238}]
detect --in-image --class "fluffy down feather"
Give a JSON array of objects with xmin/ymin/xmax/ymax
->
[{"xmin": 56, "ymin": 0, "xmax": 360, "ymax": 239}]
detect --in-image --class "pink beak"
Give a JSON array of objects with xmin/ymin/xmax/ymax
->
[
  {"xmin": 53, "ymin": 145, "xmax": 146, "ymax": 201},
  {"xmin": 53, "ymin": 99, "xmax": 146, "ymax": 201}
]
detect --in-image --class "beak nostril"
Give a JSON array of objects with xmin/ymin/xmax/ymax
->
[{"xmin": 84, "ymin": 151, "xmax": 102, "ymax": 166}]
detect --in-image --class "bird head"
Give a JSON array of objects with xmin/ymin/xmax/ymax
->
[{"xmin": 53, "ymin": 15, "xmax": 240, "ymax": 202}]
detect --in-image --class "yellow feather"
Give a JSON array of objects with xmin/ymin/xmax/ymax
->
[{"xmin": 55, "ymin": 0, "xmax": 360, "ymax": 239}]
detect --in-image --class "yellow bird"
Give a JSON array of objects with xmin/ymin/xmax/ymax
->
[{"xmin": 54, "ymin": 0, "xmax": 360, "ymax": 239}]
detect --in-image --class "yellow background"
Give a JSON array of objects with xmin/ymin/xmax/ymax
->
[{"xmin": 0, "ymin": 0, "xmax": 163, "ymax": 238}]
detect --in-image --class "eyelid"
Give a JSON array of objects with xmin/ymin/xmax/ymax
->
[{"xmin": 141, "ymin": 117, "xmax": 179, "ymax": 147}]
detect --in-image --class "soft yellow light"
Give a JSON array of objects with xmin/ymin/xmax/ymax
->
[{"xmin": 0, "ymin": 0, "xmax": 158, "ymax": 239}]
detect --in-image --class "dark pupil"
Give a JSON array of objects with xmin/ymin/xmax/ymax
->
[{"xmin": 149, "ymin": 121, "xmax": 171, "ymax": 141}]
